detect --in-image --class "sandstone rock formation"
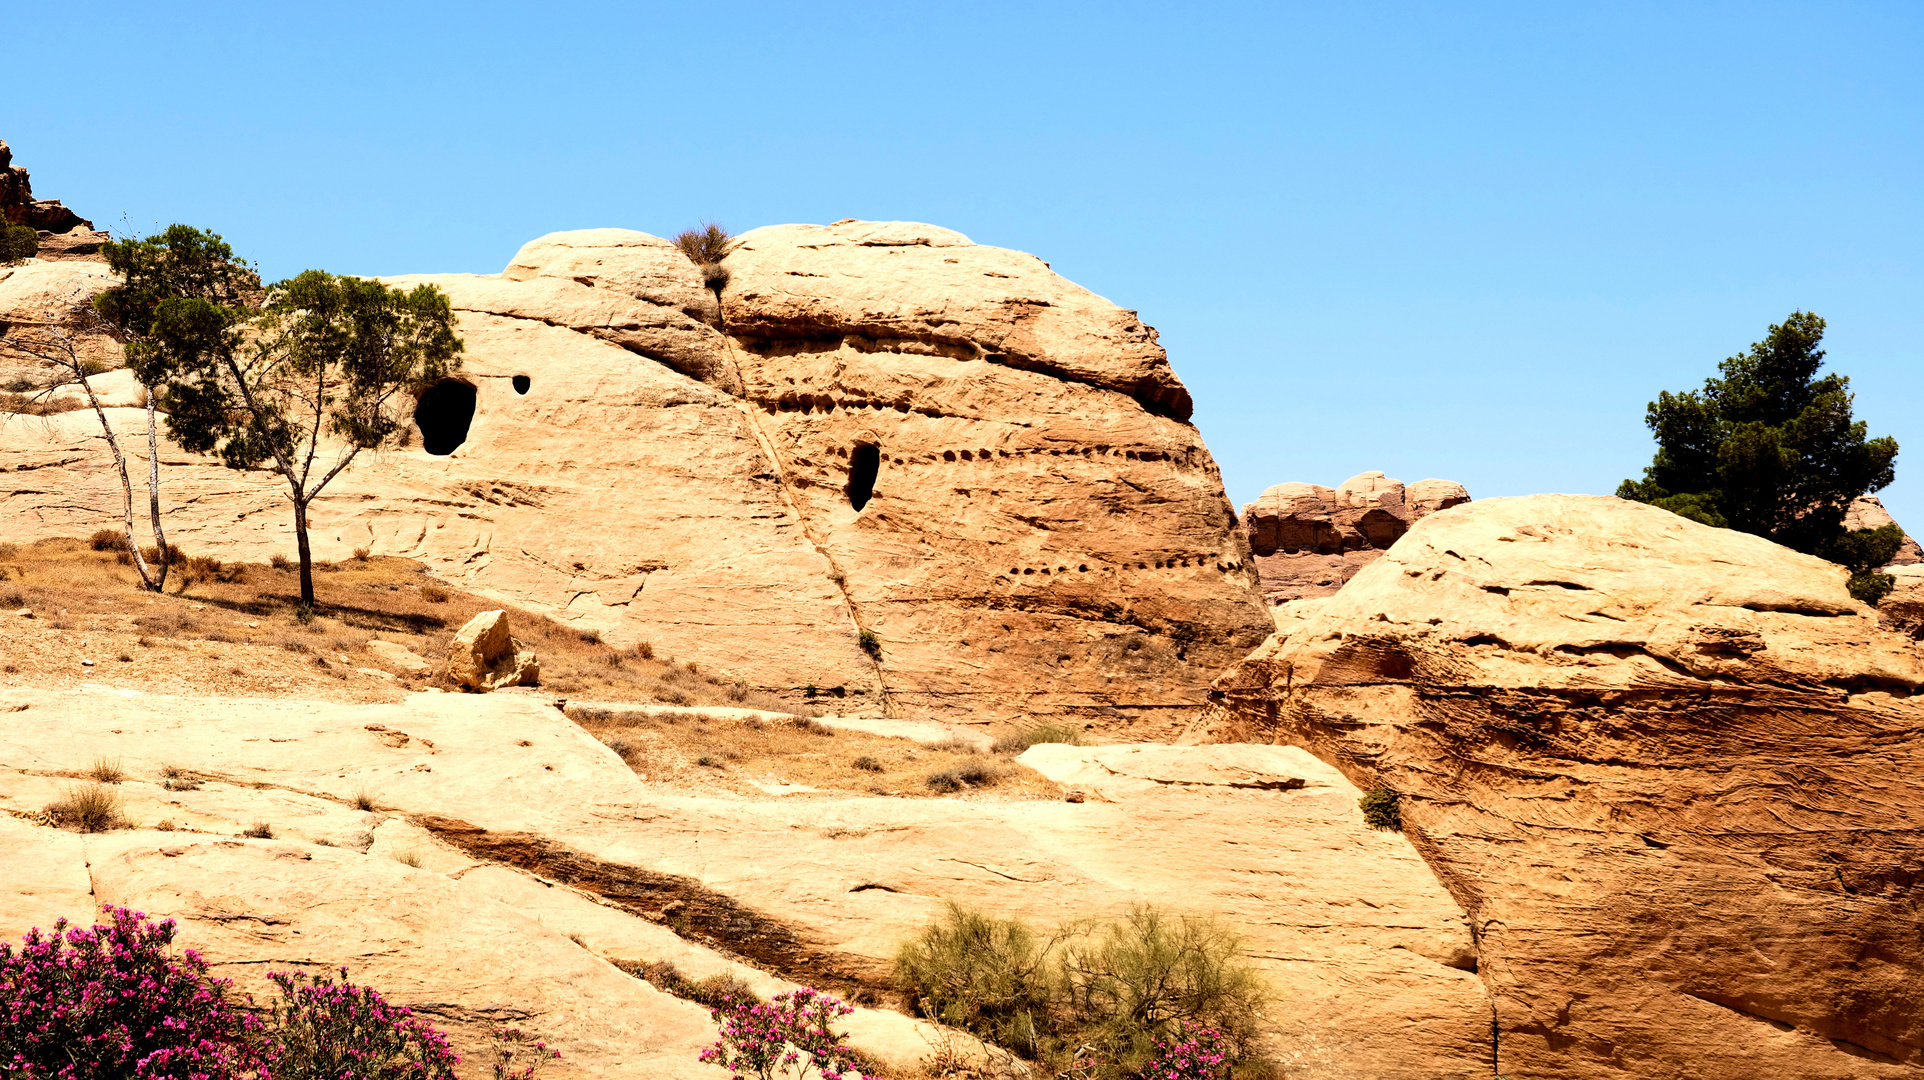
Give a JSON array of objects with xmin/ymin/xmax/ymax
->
[
  {"xmin": 446, "ymin": 609, "xmax": 539, "ymax": 690},
  {"xmin": 1241, "ymin": 472, "xmax": 1469, "ymax": 605},
  {"xmin": 0, "ymin": 682, "xmax": 1492, "ymax": 1080},
  {"xmin": 0, "ymin": 223, "xmax": 1271, "ymax": 730},
  {"xmin": 1212, "ymin": 494, "xmax": 1924, "ymax": 1080},
  {"xmin": 0, "ymin": 141, "xmax": 105, "ymax": 257}
]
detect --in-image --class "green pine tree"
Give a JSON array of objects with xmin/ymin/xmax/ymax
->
[{"xmin": 1618, "ymin": 312, "xmax": 1902, "ymax": 603}]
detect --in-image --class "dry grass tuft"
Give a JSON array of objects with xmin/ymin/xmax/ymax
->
[
  {"xmin": 87, "ymin": 756, "xmax": 125, "ymax": 784},
  {"xmin": 48, "ymin": 782, "xmax": 126, "ymax": 832}
]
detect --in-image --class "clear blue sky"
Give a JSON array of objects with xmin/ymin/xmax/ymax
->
[{"xmin": 10, "ymin": 2, "xmax": 1921, "ymax": 525}]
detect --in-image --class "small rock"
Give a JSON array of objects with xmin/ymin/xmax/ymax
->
[
  {"xmin": 446, "ymin": 610, "xmax": 540, "ymax": 692},
  {"xmin": 1064, "ymin": 789, "xmax": 1086, "ymax": 803},
  {"xmin": 12, "ymin": 608, "xmax": 32, "ymax": 619}
]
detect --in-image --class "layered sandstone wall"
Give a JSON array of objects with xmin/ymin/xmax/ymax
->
[
  {"xmin": 0, "ymin": 223, "xmax": 1272, "ymax": 729},
  {"xmin": 1212, "ymin": 494, "xmax": 1924, "ymax": 1079}
]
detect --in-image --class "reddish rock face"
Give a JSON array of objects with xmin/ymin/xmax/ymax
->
[
  {"xmin": 1213, "ymin": 494, "xmax": 1924, "ymax": 1080},
  {"xmin": 0, "ymin": 140, "xmax": 92, "ymax": 235},
  {"xmin": 1241, "ymin": 472, "xmax": 1469, "ymax": 605}
]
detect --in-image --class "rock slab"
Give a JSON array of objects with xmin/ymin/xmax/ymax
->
[{"xmin": 1213, "ymin": 494, "xmax": 1924, "ymax": 1080}]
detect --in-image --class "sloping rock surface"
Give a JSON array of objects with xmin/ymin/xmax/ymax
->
[
  {"xmin": 0, "ymin": 223, "xmax": 1270, "ymax": 730},
  {"xmin": 1242, "ymin": 472, "xmax": 1469, "ymax": 606},
  {"xmin": 1212, "ymin": 494, "xmax": 1924, "ymax": 1080},
  {"xmin": 0, "ymin": 684, "xmax": 1491, "ymax": 1079}
]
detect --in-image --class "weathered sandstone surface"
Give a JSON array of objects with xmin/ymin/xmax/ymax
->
[
  {"xmin": 1241, "ymin": 471, "xmax": 1469, "ymax": 606},
  {"xmin": 0, "ymin": 223, "xmax": 1271, "ymax": 729},
  {"xmin": 0, "ymin": 684, "xmax": 1492, "ymax": 1079},
  {"xmin": 1212, "ymin": 494, "xmax": 1924, "ymax": 1080}
]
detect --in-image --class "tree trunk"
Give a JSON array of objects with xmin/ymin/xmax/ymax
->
[
  {"xmin": 293, "ymin": 497, "xmax": 315, "ymax": 608},
  {"xmin": 143, "ymin": 390, "xmax": 170, "ymax": 591},
  {"xmin": 76, "ymin": 370, "xmax": 157, "ymax": 591}
]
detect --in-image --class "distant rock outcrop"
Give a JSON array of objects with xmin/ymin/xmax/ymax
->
[
  {"xmin": 0, "ymin": 223, "xmax": 1272, "ymax": 730},
  {"xmin": 1213, "ymin": 494, "xmax": 1924, "ymax": 1079},
  {"xmin": 1241, "ymin": 471, "xmax": 1470, "ymax": 605},
  {"xmin": 0, "ymin": 141, "xmax": 104, "ymax": 256}
]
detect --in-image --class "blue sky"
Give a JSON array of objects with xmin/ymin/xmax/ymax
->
[{"xmin": 10, "ymin": 2, "xmax": 1921, "ymax": 525}]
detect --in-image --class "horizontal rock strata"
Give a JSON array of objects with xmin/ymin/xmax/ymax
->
[{"xmin": 1212, "ymin": 494, "xmax": 1924, "ymax": 1079}]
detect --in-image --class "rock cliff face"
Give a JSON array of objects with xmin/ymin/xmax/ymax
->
[
  {"xmin": 0, "ymin": 223, "xmax": 1271, "ymax": 728},
  {"xmin": 1241, "ymin": 472, "xmax": 1469, "ymax": 605},
  {"xmin": 1212, "ymin": 495, "xmax": 1924, "ymax": 1080}
]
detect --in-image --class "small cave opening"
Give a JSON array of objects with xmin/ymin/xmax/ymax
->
[
  {"xmin": 847, "ymin": 443, "xmax": 881, "ymax": 511},
  {"xmin": 512, "ymin": 374, "xmax": 531, "ymax": 395},
  {"xmin": 414, "ymin": 378, "xmax": 477, "ymax": 456}
]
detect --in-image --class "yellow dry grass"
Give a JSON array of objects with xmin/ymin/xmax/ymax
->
[
  {"xmin": 0, "ymin": 536, "xmax": 805, "ymax": 708},
  {"xmin": 572, "ymin": 708, "xmax": 1061, "ymax": 802}
]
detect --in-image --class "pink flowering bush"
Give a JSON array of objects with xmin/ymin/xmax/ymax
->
[
  {"xmin": 487, "ymin": 1025, "xmax": 562, "ymax": 1080},
  {"xmin": 259, "ymin": 967, "xmax": 459, "ymax": 1080},
  {"xmin": 0, "ymin": 905, "xmax": 263, "ymax": 1080},
  {"xmin": 699, "ymin": 986, "xmax": 876, "ymax": 1080},
  {"xmin": 1131, "ymin": 1021, "xmax": 1233, "ymax": 1080}
]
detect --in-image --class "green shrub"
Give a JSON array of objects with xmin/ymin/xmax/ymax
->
[
  {"xmin": 1358, "ymin": 787, "xmax": 1401, "ymax": 831},
  {"xmin": 858, "ymin": 628, "xmax": 881, "ymax": 658},
  {"xmin": 895, "ymin": 902, "xmax": 1054, "ymax": 1058},
  {"xmin": 992, "ymin": 722, "xmax": 1086, "ymax": 754},
  {"xmin": 0, "ymin": 223, "xmax": 37, "ymax": 266},
  {"xmin": 896, "ymin": 903, "xmax": 1269, "ymax": 1079},
  {"xmin": 1055, "ymin": 905, "xmax": 1266, "ymax": 1072}
]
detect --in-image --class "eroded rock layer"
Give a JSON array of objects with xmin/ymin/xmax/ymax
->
[
  {"xmin": 1212, "ymin": 494, "xmax": 1924, "ymax": 1080},
  {"xmin": 0, "ymin": 224, "xmax": 1271, "ymax": 727}
]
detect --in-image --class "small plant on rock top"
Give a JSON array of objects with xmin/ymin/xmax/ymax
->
[
  {"xmin": 261, "ymin": 966, "xmax": 460, "ymax": 1080},
  {"xmin": 699, "ymin": 986, "xmax": 876, "ymax": 1080},
  {"xmin": 0, "ymin": 905, "xmax": 264, "ymax": 1079}
]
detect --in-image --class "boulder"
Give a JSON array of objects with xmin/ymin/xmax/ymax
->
[
  {"xmin": 1, "ymin": 222, "xmax": 1272, "ymax": 732},
  {"xmin": 446, "ymin": 610, "xmax": 538, "ymax": 691},
  {"xmin": 1212, "ymin": 494, "xmax": 1924, "ymax": 1079},
  {"xmin": 1242, "ymin": 472, "xmax": 1470, "ymax": 605}
]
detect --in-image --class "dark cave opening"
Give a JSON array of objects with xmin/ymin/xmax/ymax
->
[
  {"xmin": 414, "ymin": 378, "xmax": 477, "ymax": 456},
  {"xmin": 847, "ymin": 443, "xmax": 880, "ymax": 511},
  {"xmin": 512, "ymin": 374, "xmax": 531, "ymax": 395}
]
